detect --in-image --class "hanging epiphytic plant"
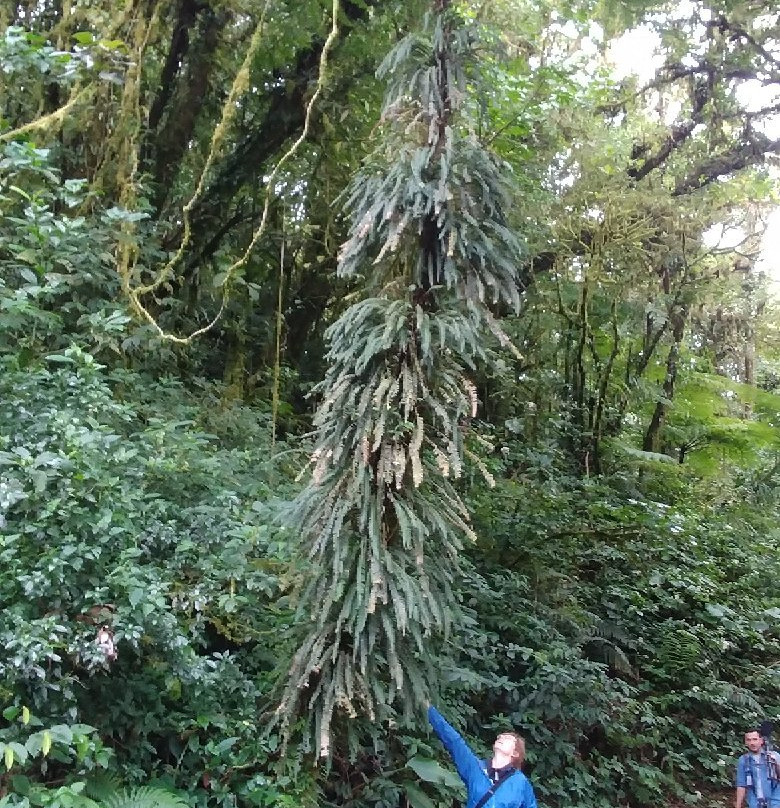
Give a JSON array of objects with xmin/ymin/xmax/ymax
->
[{"xmin": 274, "ymin": 0, "xmax": 525, "ymax": 755}]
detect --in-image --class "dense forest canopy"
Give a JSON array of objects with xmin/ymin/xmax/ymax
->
[{"xmin": 2, "ymin": 0, "xmax": 780, "ymax": 806}]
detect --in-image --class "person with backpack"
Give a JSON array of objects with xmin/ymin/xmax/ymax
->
[
  {"xmin": 735, "ymin": 728, "xmax": 780, "ymax": 808},
  {"xmin": 428, "ymin": 704, "xmax": 537, "ymax": 808}
]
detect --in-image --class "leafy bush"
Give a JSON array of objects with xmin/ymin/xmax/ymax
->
[{"xmin": 0, "ymin": 347, "xmax": 308, "ymax": 805}]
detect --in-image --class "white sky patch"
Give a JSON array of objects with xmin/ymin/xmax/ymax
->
[
  {"xmin": 549, "ymin": 19, "xmax": 604, "ymax": 84},
  {"xmin": 736, "ymin": 79, "xmax": 780, "ymax": 113},
  {"xmin": 702, "ymin": 222, "xmax": 750, "ymax": 252},
  {"xmin": 608, "ymin": 26, "xmax": 663, "ymax": 85},
  {"xmin": 703, "ymin": 211, "xmax": 780, "ymax": 298},
  {"xmin": 757, "ymin": 208, "xmax": 780, "ymax": 297},
  {"xmin": 736, "ymin": 80, "xmax": 780, "ymax": 136}
]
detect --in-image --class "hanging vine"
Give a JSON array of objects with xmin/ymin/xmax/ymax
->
[
  {"xmin": 117, "ymin": 0, "xmax": 342, "ymax": 345},
  {"xmin": 274, "ymin": 0, "xmax": 525, "ymax": 756}
]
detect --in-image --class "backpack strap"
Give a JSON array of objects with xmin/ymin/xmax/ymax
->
[
  {"xmin": 474, "ymin": 770, "xmax": 518, "ymax": 808},
  {"xmin": 740, "ymin": 753, "xmax": 755, "ymax": 789}
]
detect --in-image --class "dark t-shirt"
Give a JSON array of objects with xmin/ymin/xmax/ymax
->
[{"xmin": 486, "ymin": 762, "xmax": 516, "ymax": 784}]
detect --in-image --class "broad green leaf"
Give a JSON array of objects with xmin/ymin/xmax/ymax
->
[
  {"xmin": 403, "ymin": 782, "xmax": 438, "ymax": 808},
  {"xmin": 407, "ymin": 756, "xmax": 461, "ymax": 787}
]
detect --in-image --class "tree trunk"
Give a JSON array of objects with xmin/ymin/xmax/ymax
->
[
  {"xmin": 148, "ymin": 1, "xmax": 228, "ymax": 210},
  {"xmin": 642, "ymin": 304, "xmax": 688, "ymax": 453}
]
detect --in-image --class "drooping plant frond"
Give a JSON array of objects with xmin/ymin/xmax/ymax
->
[
  {"xmin": 338, "ymin": 14, "xmax": 525, "ymax": 307},
  {"xmin": 275, "ymin": 2, "xmax": 525, "ymax": 755}
]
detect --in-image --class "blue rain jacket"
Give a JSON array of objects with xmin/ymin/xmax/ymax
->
[
  {"xmin": 736, "ymin": 752, "xmax": 780, "ymax": 808},
  {"xmin": 428, "ymin": 706, "xmax": 537, "ymax": 808}
]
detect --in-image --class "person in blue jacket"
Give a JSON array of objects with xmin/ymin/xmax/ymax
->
[
  {"xmin": 428, "ymin": 704, "xmax": 538, "ymax": 808},
  {"xmin": 735, "ymin": 728, "xmax": 780, "ymax": 808}
]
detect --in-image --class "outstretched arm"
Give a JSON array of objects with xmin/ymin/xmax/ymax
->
[{"xmin": 427, "ymin": 705, "xmax": 485, "ymax": 788}]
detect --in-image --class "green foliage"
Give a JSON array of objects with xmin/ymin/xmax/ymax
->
[
  {"xmin": 444, "ymin": 458, "xmax": 780, "ymax": 808},
  {"xmin": 0, "ymin": 345, "xmax": 308, "ymax": 805},
  {"xmin": 663, "ymin": 373, "xmax": 780, "ymax": 471},
  {"xmin": 0, "ymin": 27, "xmax": 84, "ymax": 90},
  {"xmin": 2, "ymin": 0, "xmax": 780, "ymax": 806},
  {"xmin": 0, "ymin": 705, "xmax": 111, "ymax": 808},
  {"xmin": 0, "ymin": 140, "xmax": 134, "ymax": 358}
]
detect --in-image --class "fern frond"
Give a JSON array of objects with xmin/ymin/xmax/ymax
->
[{"xmin": 103, "ymin": 786, "xmax": 189, "ymax": 808}]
